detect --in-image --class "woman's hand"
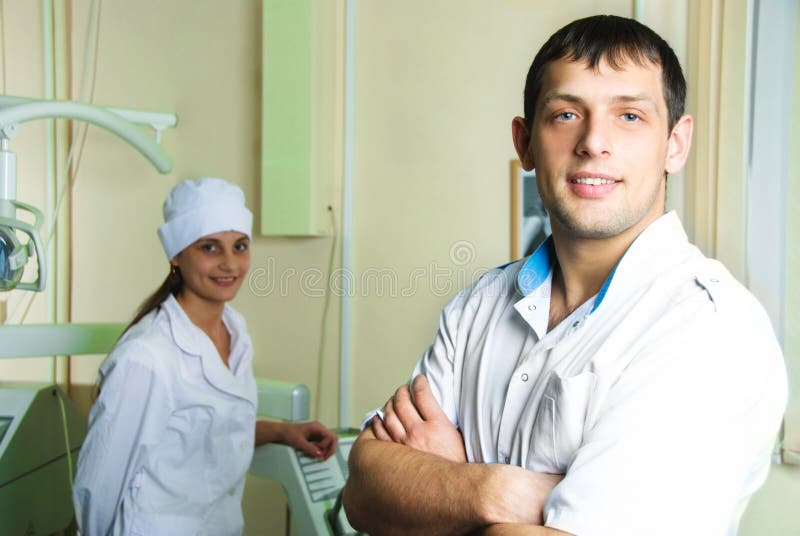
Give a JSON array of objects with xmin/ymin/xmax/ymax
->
[{"xmin": 255, "ymin": 420, "xmax": 339, "ymax": 460}]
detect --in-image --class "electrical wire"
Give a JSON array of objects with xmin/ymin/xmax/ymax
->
[
  {"xmin": 314, "ymin": 206, "xmax": 338, "ymax": 421},
  {"xmin": 55, "ymin": 388, "xmax": 74, "ymax": 486}
]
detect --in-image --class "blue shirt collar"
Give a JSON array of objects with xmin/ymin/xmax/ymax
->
[
  {"xmin": 516, "ymin": 237, "xmax": 556, "ymax": 296},
  {"xmin": 516, "ymin": 235, "xmax": 619, "ymax": 313}
]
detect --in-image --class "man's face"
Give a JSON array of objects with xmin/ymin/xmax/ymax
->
[{"xmin": 515, "ymin": 56, "xmax": 691, "ymax": 241}]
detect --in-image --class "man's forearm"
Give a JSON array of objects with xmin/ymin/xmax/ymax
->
[{"xmin": 343, "ymin": 429, "xmax": 561, "ymax": 535}]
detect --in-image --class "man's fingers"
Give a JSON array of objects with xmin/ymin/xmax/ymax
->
[
  {"xmin": 411, "ymin": 374, "xmax": 446, "ymax": 422},
  {"xmin": 381, "ymin": 396, "xmax": 407, "ymax": 443},
  {"xmin": 371, "ymin": 414, "xmax": 392, "ymax": 442},
  {"xmin": 392, "ymin": 383, "xmax": 424, "ymax": 430}
]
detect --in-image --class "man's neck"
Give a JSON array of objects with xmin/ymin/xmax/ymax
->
[{"xmin": 546, "ymin": 219, "xmax": 651, "ymax": 330}]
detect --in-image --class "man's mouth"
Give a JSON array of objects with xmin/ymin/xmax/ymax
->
[
  {"xmin": 567, "ymin": 172, "xmax": 621, "ymax": 197},
  {"xmin": 572, "ymin": 177, "xmax": 617, "ymax": 186}
]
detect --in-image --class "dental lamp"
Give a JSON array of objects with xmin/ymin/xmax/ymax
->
[{"xmin": 0, "ymin": 98, "xmax": 175, "ymax": 292}]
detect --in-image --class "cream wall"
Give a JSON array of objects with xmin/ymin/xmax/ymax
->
[{"xmin": 1, "ymin": 0, "xmax": 795, "ymax": 534}]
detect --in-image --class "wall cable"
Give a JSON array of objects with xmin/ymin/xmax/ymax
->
[
  {"xmin": 55, "ymin": 388, "xmax": 74, "ymax": 486},
  {"xmin": 314, "ymin": 206, "xmax": 338, "ymax": 422}
]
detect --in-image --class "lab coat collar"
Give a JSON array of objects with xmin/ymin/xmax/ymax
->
[
  {"xmin": 590, "ymin": 210, "xmax": 691, "ymax": 314},
  {"xmin": 515, "ymin": 211, "xmax": 689, "ymax": 314},
  {"xmin": 162, "ymin": 294, "xmax": 255, "ymax": 404},
  {"xmin": 516, "ymin": 237, "xmax": 556, "ymax": 297}
]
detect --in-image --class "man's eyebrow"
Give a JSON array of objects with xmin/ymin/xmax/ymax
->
[
  {"xmin": 611, "ymin": 94, "xmax": 659, "ymax": 111},
  {"xmin": 540, "ymin": 93, "xmax": 661, "ymax": 113},
  {"xmin": 540, "ymin": 93, "xmax": 584, "ymax": 107}
]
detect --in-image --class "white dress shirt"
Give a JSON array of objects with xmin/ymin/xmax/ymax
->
[
  {"xmin": 411, "ymin": 212, "xmax": 787, "ymax": 536},
  {"xmin": 73, "ymin": 294, "xmax": 258, "ymax": 536}
]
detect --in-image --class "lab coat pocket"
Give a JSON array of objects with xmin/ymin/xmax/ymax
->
[{"xmin": 529, "ymin": 371, "xmax": 597, "ymax": 472}]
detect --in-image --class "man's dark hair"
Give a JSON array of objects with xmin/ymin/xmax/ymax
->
[{"xmin": 523, "ymin": 14, "xmax": 686, "ymax": 132}]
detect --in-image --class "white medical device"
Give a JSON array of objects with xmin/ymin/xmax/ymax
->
[
  {"xmin": 0, "ymin": 95, "xmax": 176, "ymax": 292},
  {"xmin": 0, "ymin": 137, "xmax": 46, "ymax": 291},
  {"xmin": 0, "ymin": 322, "xmax": 122, "ymax": 535},
  {"xmin": 250, "ymin": 429, "xmax": 361, "ymax": 536},
  {"xmin": 250, "ymin": 378, "xmax": 361, "ymax": 535}
]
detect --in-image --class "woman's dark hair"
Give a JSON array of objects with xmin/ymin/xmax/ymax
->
[
  {"xmin": 122, "ymin": 266, "xmax": 184, "ymax": 336},
  {"xmin": 92, "ymin": 267, "xmax": 183, "ymax": 401},
  {"xmin": 523, "ymin": 14, "xmax": 687, "ymax": 132}
]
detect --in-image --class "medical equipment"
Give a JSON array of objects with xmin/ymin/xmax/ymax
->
[
  {"xmin": 0, "ymin": 138, "xmax": 46, "ymax": 291},
  {"xmin": 0, "ymin": 96, "xmax": 176, "ymax": 292},
  {"xmin": 250, "ymin": 429, "xmax": 360, "ymax": 536},
  {"xmin": 0, "ymin": 383, "xmax": 85, "ymax": 535},
  {"xmin": 250, "ymin": 378, "xmax": 361, "ymax": 535},
  {"xmin": 0, "ymin": 322, "xmax": 123, "ymax": 535}
]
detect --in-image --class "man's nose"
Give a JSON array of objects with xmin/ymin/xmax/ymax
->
[{"xmin": 575, "ymin": 115, "xmax": 612, "ymax": 158}]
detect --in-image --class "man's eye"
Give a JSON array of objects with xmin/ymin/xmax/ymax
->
[
  {"xmin": 622, "ymin": 113, "xmax": 641, "ymax": 122},
  {"xmin": 556, "ymin": 112, "xmax": 576, "ymax": 121}
]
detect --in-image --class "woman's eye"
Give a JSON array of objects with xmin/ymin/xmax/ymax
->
[
  {"xmin": 200, "ymin": 243, "xmax": 216, "ymax": 252},
  {"xmin": 235, "ymin": 242, "xmax": 249, "ymax": 252}
]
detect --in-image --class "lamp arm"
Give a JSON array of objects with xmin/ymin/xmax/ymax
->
[{"xmin": 0, "ymin": 101, "xmax": 172, "ymax": 173}]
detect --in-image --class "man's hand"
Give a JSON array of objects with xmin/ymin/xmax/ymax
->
[{"xmin": 372, "ymin": 374, "xmax": 467, "ymax": 463}]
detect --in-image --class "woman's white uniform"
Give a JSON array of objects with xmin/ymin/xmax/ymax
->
[{"xmin": 72, "ymin": 294, "xmax": 257, "ymax": 536}]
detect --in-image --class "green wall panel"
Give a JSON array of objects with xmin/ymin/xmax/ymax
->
[{"xmin": 262, "ymin": 0, "xmax": 317, "ymax": 235}]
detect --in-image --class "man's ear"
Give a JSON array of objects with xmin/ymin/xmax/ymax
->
[
  {"xmin": 665, "ymin": 114, "xmax": 693, "ymax": 174},
  {"xmin": 512, "ymin": 116, "xmax": 536, "ymax": 171}
]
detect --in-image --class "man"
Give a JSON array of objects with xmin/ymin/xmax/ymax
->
[{"xmin": 343, "ymin": 15, "xmax": 787, "ymax": 536}]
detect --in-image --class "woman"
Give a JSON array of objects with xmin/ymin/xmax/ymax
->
[{"xmin": 73, "ymin": 178, "xmax": 337, "ymax": 535}]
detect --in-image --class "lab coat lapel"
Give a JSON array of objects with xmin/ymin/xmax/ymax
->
[
  {"xmin": 163, "ymin": 295, "xmax": 255, "ymax": 404},
  {"xmin": 590, "ymin": 211, "xmax": 694, "ymax": 314}
]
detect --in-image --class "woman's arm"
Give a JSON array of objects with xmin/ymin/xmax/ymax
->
[{"xmin": 254, "ymin": 420, "xmax": 338, "ymax": 459}]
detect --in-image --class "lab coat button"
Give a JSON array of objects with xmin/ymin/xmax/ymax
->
[
  {"xmin": 504, "ymin": 456, "xmax": 510, "ymax": 464},
  {"xmin": 521, "ymin": 373, "xmax": 529, "ymax": 382},
  {"xmin": 528, "ymin": 304, "xmax": 536, "ymax": 311}
]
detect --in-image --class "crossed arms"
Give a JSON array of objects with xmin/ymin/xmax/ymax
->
[{"xmin": 342, "ymin": 375, "xmax": 570, "ymax": 536}]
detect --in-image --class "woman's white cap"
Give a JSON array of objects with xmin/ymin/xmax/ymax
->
[{"xmin": 157, "ymin": 177, "xmax": 253, "ymax": 260}]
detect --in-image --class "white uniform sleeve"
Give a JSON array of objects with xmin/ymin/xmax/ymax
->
[
  {"xmin": 72, "ymin": 341, "xmax": 174, "ymax": 536},
  {"xmin": 543, "ymin": 307, "xmax": 787, "ymax": 536},
  {"xmin": 410, "ymin": 286, "xmax": 473, "ymax": 428}
]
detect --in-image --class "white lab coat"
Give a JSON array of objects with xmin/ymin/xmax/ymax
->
[{"xmin": 73, "ymin": 294, "xmax": 258, "ymax": 536}]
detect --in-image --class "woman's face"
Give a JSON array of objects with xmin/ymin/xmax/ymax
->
[{"xmin": 171, "ymin": 231, "xmax": 250, "ymax": 307}]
